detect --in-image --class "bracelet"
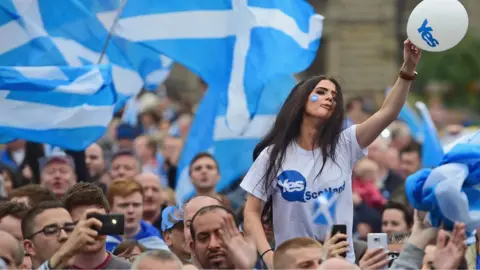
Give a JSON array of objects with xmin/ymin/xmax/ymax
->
[
  {"xmin": 260, "ymin": 248, "xmax": 273, "ymax": 259},
  {"xmin": 399, "ymin": 69, "xmax": 418, "ymax": 81}
]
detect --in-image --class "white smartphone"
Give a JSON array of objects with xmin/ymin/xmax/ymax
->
[
  {"xmin": 367, "ymin": 233, "xmax": 388, "ymax": 251},
  {"xmin": 367, "ymin": 233, "xmax": 388, "ymax": 270}
]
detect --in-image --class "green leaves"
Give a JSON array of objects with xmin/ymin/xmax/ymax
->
[{"xmin": 416, "ymin": 33, "xmax": 480, "ymax": 111}]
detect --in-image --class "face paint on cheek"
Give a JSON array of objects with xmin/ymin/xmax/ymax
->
[{"xmin": 310, "ymin": 95, "xmax": 319, "ymax": 102}]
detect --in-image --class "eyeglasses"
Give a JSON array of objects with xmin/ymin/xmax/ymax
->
[{"xmin": 26, "ymin": 223, "xmax": 76, "ymax": 239}]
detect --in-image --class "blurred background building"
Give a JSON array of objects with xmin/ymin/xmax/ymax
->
[{"xmin": 168, "ymin": 0, "xmax": 480, "ymax": 124}]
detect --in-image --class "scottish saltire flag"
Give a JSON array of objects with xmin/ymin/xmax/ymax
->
[
  {"xmin": 107, "ymin": 0, "xmax": 324, "ymax": 202},
  {"xmin": 312, "ymin": 192, "xmax": 339, "ymax": 226},
  {"xmin": 0, "ymin": 65, "xmax": 116, "ymax": 150},
  {"xmin": 415, "ymin": 102, "xmax": 444, "ymax": 168},
  {"xmin": 405, "ymin": 138, "xmax": 480, "ymax": 240},
  {"xmin": 99, "ymin": 0, "xmax": 323, "ymax": 133},
  {"xmin": 176, "ymin": 75, "xmax": 297, "ymax": 202},
  {"xmin": 385, "ymin": 87, "xmax": 422, "ymax": 141},
  {"xmin": 0, "ymin": 0, "xmax": 172, "ymax": 105}
]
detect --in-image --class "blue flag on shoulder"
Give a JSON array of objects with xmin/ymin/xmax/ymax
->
[{"xmin": 0, "ymin": 65, "xmax": 116, "ymax": 150}]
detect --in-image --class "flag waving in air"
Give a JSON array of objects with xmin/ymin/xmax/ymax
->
[{"xmin": 0, "ymin": 65, "xmax": 116, "ymax": 150}]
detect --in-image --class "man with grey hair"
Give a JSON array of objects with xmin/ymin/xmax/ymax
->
[
  {"xmin": 131, "ymin": 250, "xmax": 183, "ymax": 270},
  {"xmin": 0, "ymin": 230, "xmax": 24, "ymax": 269}
]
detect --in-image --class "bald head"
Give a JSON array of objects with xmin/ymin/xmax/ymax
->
[
  {"xmin": 183, "ymin": 196, "xmax": 222, "ymax": 250},
  {"xmin": 135, "ymin": 172, "xmax": 160, "ymax": 183},
  {"xmin": 184, "ymin": 196, "xmax": 222, "ymax": 222},
  {"xmin": 0, "ymin": 230, "xmax": 24, "ymax": 269},
  {"xmin": 319, "ymin": 258, "xmax": 360, "ymax": 270}
]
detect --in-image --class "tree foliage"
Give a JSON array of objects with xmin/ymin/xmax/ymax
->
[{"xmin": 416, "ymin": 34, "xmax": 480, "ymax": 112}]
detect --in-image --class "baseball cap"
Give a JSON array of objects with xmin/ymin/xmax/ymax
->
[
  {"xmin": 39, "ymin": 153, "xmax": 75, "ymax": 171},
  {"xmin": 161, "ymin": 206, "xmax": 184, "ymax": 232},
  {"xmin": 116, "ymin": 124, "xmax": 139, "ymax": 140}
]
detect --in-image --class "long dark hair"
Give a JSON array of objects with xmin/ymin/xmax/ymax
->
[{"xmin": 254, "ymin": 75, "xmax": 345, "ymax": 193}]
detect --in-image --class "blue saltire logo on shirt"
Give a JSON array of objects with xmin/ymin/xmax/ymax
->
[{"xmin": 277, "ymin": 170, "xmax": 345, "ymax": 202}]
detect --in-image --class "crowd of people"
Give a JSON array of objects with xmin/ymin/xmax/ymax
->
[{"xmin": 0, "ymin": 40, "xmax": 477, "ymax": 269}]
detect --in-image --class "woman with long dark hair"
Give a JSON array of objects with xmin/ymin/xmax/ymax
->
[{"xmin": 241, "ymin": 40, "xmax": 421, "ymax": 266}]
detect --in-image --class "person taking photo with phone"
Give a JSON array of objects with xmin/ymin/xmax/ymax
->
[
  {"xmin": 55, "ymin": 183, "xmax": 131, "ymax": 269},
  {"xmin": 241, "ymin": 39, "xmax": 422, "ymax": 267}
]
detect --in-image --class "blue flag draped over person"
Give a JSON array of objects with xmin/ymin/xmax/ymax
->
[
  {"xmin": 405, "ymin": 130, "xmax": 480, "ymax": 240},
  {"xmin": 0, "ymin": 0, "xmax": 173, "ymax": 106},
  {"xmin": 0, "ymin": 65, "xmax": 116, "ymax": 150},
  {"xmin": 104, "ymin": 0, "xmax": 323, "ymax": 202}
]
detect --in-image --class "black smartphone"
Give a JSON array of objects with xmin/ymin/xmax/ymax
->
[
  {"xmin": 87, "ymin": 213, "xmax": 124, "ymax": 235},
  {"xmin": 330, "ymin": 224, "xmax": 347, "ymax": 258}
]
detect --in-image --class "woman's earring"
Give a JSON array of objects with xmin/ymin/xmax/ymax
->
[{"xmin": 310, "ymin": 95, "xmax": 319, "ymax": 102}]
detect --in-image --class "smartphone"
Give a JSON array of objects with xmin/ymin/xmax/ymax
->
[
  {"xmin": 368, "ymin": 233, "xmax": 388, "ymax": 270},
  {"xmin": 367, "ymin": 233, "xmax": 388, "ymax": 250},
  {"xmin": 330, "ymin": 224, "xmax": 347, "ymax": 258},
  {"xmin": 87, "ymin": 213, "xmax": 124, "ymax": 235}
]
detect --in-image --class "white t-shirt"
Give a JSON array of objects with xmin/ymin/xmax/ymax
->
[{"xmin": 241, "ymin": 125, "xmax": 367, "ymax": 263}]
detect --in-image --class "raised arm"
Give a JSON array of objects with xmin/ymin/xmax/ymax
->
[{"xmin": 356, "ymin": 40, "xmax": 422, "ymax": 148}]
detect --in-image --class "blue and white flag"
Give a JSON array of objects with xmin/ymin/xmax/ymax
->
[
  {"xmin": 0, "ymin": 0, "xmax": 172, "ymax": 105},
  {"xmin": 176, "ymin": 75, "xmax": 298, "ymax": 203},
  {"xmin": 312, "ymin": 191, "xmax": 339, "ymax": 227},
  {"xmin": 385, "ymin": 87, "xmax": 422, "ymax": 141},
  {"xmin": 405, "ymin": 133, "xmax": 480, "ymax": 239},
  {"xmin": 415, "ymin": 102, "xmax": 444, "ymax": 168},
  {"xmin": 106, "ymin": 0, "xmax": 323, "ymax": 202},
  {"xmin": 99, "ymin": 0, "xmax": 323, "ymax": 133},
  {"xmin": 0, "ymin": 65, "xmax": 116, "ymax": 150}
]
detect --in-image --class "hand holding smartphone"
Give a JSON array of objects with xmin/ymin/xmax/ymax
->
[
  {"xmin": 367, "ymin": 233, "xmax": 388, "ymax": 270},
  {"xmin": 330, "ymin": 224, "xmax": 348, "ymax": 258},
  {"xmin": 87, "ymin": 213, "xmax": 125, "ymax": 235},
  {"xmin": 367, "ymin": 233, "xmax": 388, "ymax": 251}
]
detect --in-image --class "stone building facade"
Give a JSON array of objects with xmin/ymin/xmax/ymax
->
[{"xmin": 306, "ymin": 0, "xmax": 480, "ymax": 98}]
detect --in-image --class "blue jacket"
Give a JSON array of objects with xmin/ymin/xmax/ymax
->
[{"xmin": 106, "ymin": 220, "xmax": 169, "ymax": 252}]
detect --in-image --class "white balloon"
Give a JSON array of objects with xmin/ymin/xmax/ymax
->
[{"xmin": 407, "ymin": 0, "xmax": 469, "ymax": 52}]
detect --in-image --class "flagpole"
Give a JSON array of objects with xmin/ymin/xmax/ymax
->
[{"xmin": 97, "ymin": 0, "xmax": 129, "ymax": 64}]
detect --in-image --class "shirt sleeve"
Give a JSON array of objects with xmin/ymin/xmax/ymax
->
[
  {"xmin": 240, "ymin": 147, "xmax": 273, "ymax": 202},
  {"xmin": 389, "ymin": 243, "xmax": 425, "ymax": 270}
]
